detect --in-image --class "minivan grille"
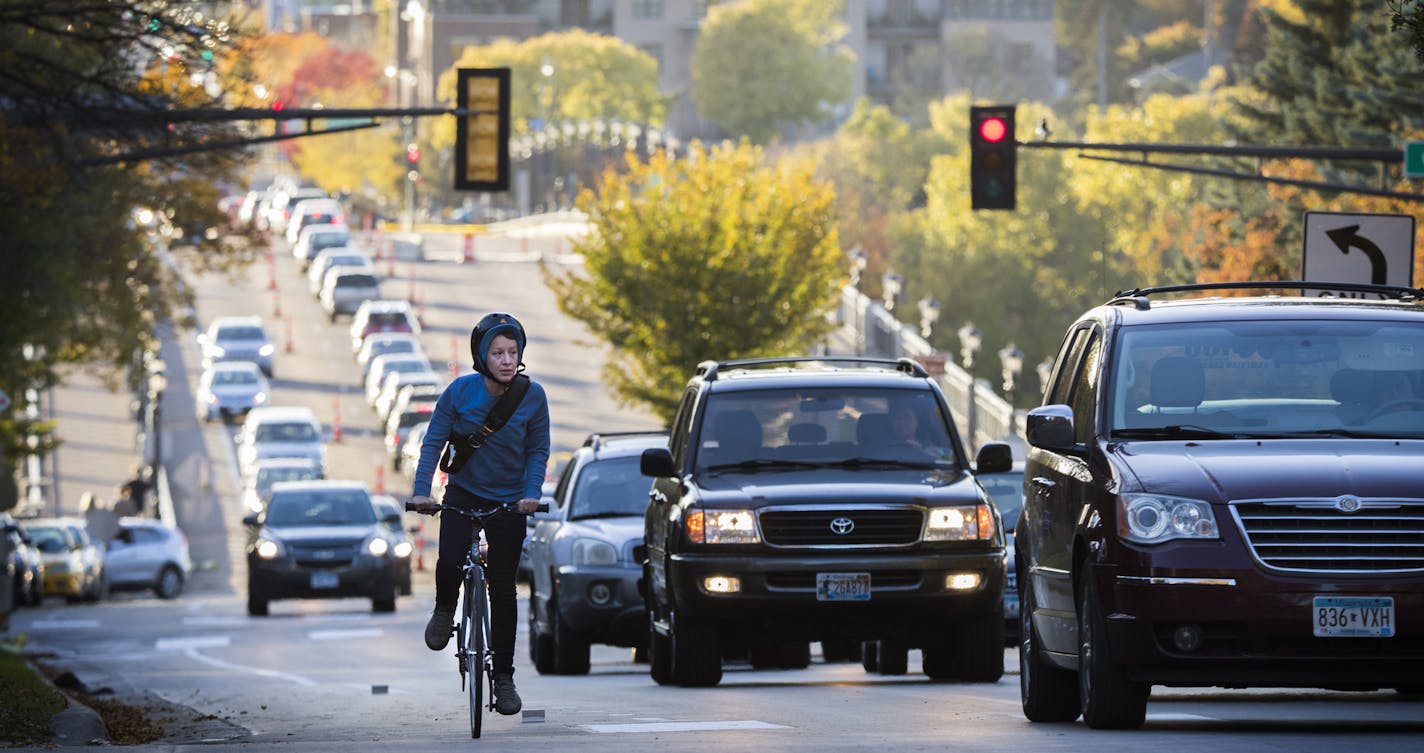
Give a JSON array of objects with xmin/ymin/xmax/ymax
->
[
  {"xmin": 289, "ymin": 540, "xmax": 361, "ymax": 569},
  {"xmin": 1232, "ymin": 498, "xmax": 1424, "ymax": 574},
  {"xmin": 759, "ymin": 507, "xmax": 923, "ymax": 547}
]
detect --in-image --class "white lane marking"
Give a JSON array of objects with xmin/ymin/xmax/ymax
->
[
  {"xmin": 1148, "ymin": 713, "xmax": 1220, "ymax": 721},
  {"xmin": 582, "ymin": 721, "xmax": 789, "ymax": 734},
  {"xmin": 157, "ymin": 635, "xmax": 231, "ymax": 651},
  {"xmin": 308, "ymin": 628, "xmax": 383, "ymax": 640},
  {"xmin": 30, "ymin": 619, "xmax": 101, "ymax": 629},
  {"xmin": 182, "ymin": 649, "xmax": 318, "ymax": 686},
  {"xmin": 182, "ymin": 616, "xmax": 251, "ymax": 627}
]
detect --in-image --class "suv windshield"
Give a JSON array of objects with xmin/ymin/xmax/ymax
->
[
  {"xmin": 696, "ymin": 387, "xmax": 959, "ymax": 473},
  {"xmin": 1108, "ymin": 319, "xmax": 1424, "ymax": 438}
]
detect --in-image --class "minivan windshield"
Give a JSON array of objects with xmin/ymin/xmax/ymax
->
[
  {"xmin": 1109, "ymin": 319, "xmax": 1424, "ymax": 438},
  {"xmin": 696, "ymin": 387, "xmax": 960, "ymax": 473}
]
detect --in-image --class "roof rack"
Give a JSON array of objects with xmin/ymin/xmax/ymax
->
[
  {"xmin": 1107, "ymin": 280, "xmax": 1424, "ymax": 310},
  {"xmin": 695, "ymin": 356, "xmax": 929, "ymax": 382},
  {"xmin": 582, "ymin": 430, "xmax": 665, "ymax": 452}
]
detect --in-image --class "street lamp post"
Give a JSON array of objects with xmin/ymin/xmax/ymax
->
[
  {"xmin": 881, "ymin": 272, "xmax": 903, "ymax": 312},
  {"xmin": 957, "ymin": 323, "xmax": 982, "ymax": 452},
  {"xmin": 918, "ymin": 297, "xmax": 941, "ymax": 340},
  {"xmin": 999, "ymin": 343, "xmax": 1025, "ymax": 408},
  {"xmin": 146, "ymin": 362, "xmax": 167, "ymax": 488}
]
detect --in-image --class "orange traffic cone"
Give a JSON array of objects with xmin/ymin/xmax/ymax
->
[
  {"xmin": 374, "ymin": 464, "xmax": 385, "ymax": 494},
  {"xmin": 462, "ymin": 233, "xmax": 475, "ymax": 264},
  {"xmin": 331, "ymin": 397, "xmax": 342, "ymax": 443}
]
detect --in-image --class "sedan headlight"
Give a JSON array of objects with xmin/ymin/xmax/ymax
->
[
  {"xmin": 572, "ymin": 538, "xmax": 618, "ymax": 566},
  {"xmin": 392, "ymin": 540, "xmax": 413, "ymax": 559},
  {"xmin": 253, "ymin": 391, "xmax": 269, "ymax": 405},
  {"xmin": 924, "ymin": 504, "xmax": 995, "ymax": 541},
  {"xmin": 258, "ymin": 344, "xmax": 275, "ymax": 356},
  {"xmin": 1118, "ymin": 493, "xmax": 1219, "ymax": 544},
  {"xmin": 365, "ymin": 536, "xmax": 390, "ymax": 557},
  {"xmin": 255, "ymin": 538, "xmax": 284, "ymax": 559},
  {"xmin": 685, "ymin": 509, "xmax": 759, "ymax": 544}
]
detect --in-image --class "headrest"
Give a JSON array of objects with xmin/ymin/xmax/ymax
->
[
  {"xmin": 1149, "ymin": 357, "xmax": 1205, "ymax": 409},
  {"xmin": 787, "ymin": 423, "xmax": 827, "ymax": 444},
  {"xmin": 856, "ymin": 413, "xmax": 891, "ymax": 445}
]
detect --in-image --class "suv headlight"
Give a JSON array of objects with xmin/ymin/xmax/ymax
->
[
  {"xmin": 924, "ymin": 504, "xmax": 996, "ymax": 541},
  {"xmin": 1118, "ymin": 493, "xmax": 1219, "ymax": 544},
  {"xmin": 255, "ymin": 538, "xmax": 284, "ymax": 559},
  {"xmin": 572, "ymin": 538, "xmax": 618, "ymax": 566},
  {"xmin": 365, "ymin": 536, "xmax": 390, "ymax": 557},
  {"xmin": 258, "ymin": 344, "xmax": 275, "ymax": 356},
  {"xmin": 686, "ymin": 509, "xmax": 760, "ymax": 544}
]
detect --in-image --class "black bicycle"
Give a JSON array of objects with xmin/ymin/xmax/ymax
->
[{"xmin": 406, "ymin": 500, "xmax": 547, "ymax": 738}]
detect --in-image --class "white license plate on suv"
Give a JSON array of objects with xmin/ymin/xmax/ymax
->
[
  {"xmin": 310, "ymin": 572, "xmax": 340, "ymax": 590},
  {"xmin": 1313, "ymin": 596, "xmax": 1394, "ymax": 637},
  {"xmin": 816, "ymin": 573, "xmax": 871, "ymax": 602}
]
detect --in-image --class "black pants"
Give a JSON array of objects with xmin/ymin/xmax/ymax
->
[{"xmin": 434, "ymin": 486, "xmax": 527, "ymax": 677}]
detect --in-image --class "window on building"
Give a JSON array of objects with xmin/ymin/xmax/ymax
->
[{"xmin": 633, "ymin": 0, "xmax": 664, "ymax": 19}]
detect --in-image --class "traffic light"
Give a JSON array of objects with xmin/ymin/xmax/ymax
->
[
  {"xmin": 405, "ymin": 143, "xmax": 421, "ymax": 166},
  {"xmin": 970, "ymin": 105, "xmax": 1016, "ymax": 210},
  {"xmin": 454, "ymin": 67, "xmax": 511, "ymax": 192}
]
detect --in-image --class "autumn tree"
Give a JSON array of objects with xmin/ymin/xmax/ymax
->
[
  {"xmin": 545, "ymin": 142, "xmax": 843, "ymax": 422},
  {"xmin": 690, "ymin": 0, "xmax": 854, "ymax": 144}
]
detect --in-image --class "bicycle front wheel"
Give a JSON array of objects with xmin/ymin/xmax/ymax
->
[{"xmin": 466, "ymin": 568, "xmax": 487, "ymax": 739}]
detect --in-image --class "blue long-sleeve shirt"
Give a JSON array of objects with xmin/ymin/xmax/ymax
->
[{"xmin": 412, "ymin": 373, "xmax": 550, "ymax": 503}]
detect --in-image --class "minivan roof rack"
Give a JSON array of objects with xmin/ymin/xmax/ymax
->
[
  {"xmin": 696, "ymin": 356, "xmax": 929, "ymax": 382},
  {"xmin": 583, "ymin": 430, "xmax": 665, "ymax": 451},
  {"xmin": 1108, "ymin": 280, "xmax": 1424, "ymax": 310}
]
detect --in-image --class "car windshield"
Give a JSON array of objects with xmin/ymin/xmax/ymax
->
[
  {"xmin": 569, "ymin": 456, "xmax": 653, "ymax": 518},
  {"xmin": 216, "ymin": 326, "xmax": 265, "ymax": 341},
  {"xmin": 695, "ymin": 387, "xmax": 961, "ymax": 473},
  {"xmin": 265, "ymin": 491, "xmax": 376, "ymax": 526},
  {"xmin": 254, "ymin": 421, "xmax": 319, "ymax": 443},
  {"xmin": 979, "ymin": 471, "xmax": 1024, "ymax": 531},
  {"xmin": 213, "ymin": 369, "xmax": 259, "ymax": 386},
  {"xmin": 1108, "ymin": 319, "xmax": 1424, "ymax": 439},
  {"xmin": 26, "ymin": 526, "xmax": 70, "ymax": 553},
  {"xmin": 368, "ymin": 312, "xmax": 410, "ymax": 327},
  {"xmin": 256, "ymin": 466, "xmax": 318, "ymax": 492},
  {"xmin": 335, "ymin": 274, "xmax": 377, "ymax": 288}
]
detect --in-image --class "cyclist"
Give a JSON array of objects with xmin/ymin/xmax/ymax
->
[{"xmin": 410, "ymin": 312, "xmax": 550, "ymax": 716}]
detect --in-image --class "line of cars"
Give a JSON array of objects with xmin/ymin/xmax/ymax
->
[{"xmin": 3, "ymin": 511, "xmax": 194, "ymax": 607}]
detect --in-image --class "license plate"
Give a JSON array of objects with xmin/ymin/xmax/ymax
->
[
  {"xmin": 310, "ymin": 572, "xmax": 340, "ymax": 590},
  {"xmin": 1313, "ymin": 596, "xmax": 1394, "ymax": 637},
  {"xmin": 816, "ymin": 572, "xmax": 871, "ymax": 602}
]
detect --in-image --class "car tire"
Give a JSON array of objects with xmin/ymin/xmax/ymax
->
[
  {"xmin": 372, "ymin": 589, "xmax": 397, "ymax": 613},
  {"xmin": 669, "ymin": 604, "xmax": 721, "ymax": 687},
  {"xmin": 551, "ymin": 593, "xmax": 591, "ymax": 675},
  {"xmin": 529, "ymin": 602, "xmax": 556, "ymax": 674},
  {"xmin": 1078, "ymin": 573, "xmax": 1148, "ymax": 729},
  {"xmin": 1018, "ymin": 574, "xmax": 1081, "ymax": 722},
  {"xmin": 860, "ymin": 641, "xmax": 880, "ymax": 673},
  {"xmin": 154, "ymin": 565, "xmax": 184, "ymax": 600},
  {"xmin": 920, "ymin": 641, "xmax": 957, "ymax": 681},
  {"xmin": 947, "ymin": 612, "xmax": 1005, "ymax": 682},
  {"xmin": 876, "ymin": 640, "xmax": 909, "ymax": 676},
  {"xmin": 247, "ymin": 583, "xmax": 269, "ymax": 616},
  {"xmin": 647, "ymin": 607, "xmax": 674, "ymax": 686}
]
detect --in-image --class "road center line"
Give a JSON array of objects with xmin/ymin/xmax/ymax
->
[
  {"xmin": 308, "ymin": 628, "xmax": 383, "ymax": 640},
  {"xmin": 157, "ymin": 635, "xmax": 231, "ymax": 651},
  {"xmin": 181, "ymin": 648, "xmax": 318, "ymax": 686}
]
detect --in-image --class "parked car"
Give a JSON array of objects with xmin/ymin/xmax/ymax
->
[
  {"xmin": 349, "ymin": 300, "xmax": 421, "ymax": 354},
  {"xmin": 639, "ymin": 356, "xmax": 1012, "ymax": 686},
  {"xmin": 21, "ymin": 517, "xmax": 106, "ymax": 603},
  {"xmin": 527, "ymin": 431, "xmax": 667, "ymax": 675},
  {"xmin": 291, "ymin": 223, "xmax": 352, "ymax": 271},
  {"xmin": 370, "ymin": 493, "xmax": 416, "ymax": 596},
  {"xmin": 977, "ymin": 462, "xmax": 1024, "ymax": 644},
  {"xmin": 236, "ymin": 406, "xmax": 326, "ymax": 478},
  {"xmin": 364, "ymin": 353, "xmax": 433, "ymax": 406},
  {"xmin": 243, "ymin": 480, "xmax": 400, "ymax": 615},
  {"xmin": 385, "ymin": 404, "xmax": 435, "ymax": 471},
  {"xmin": 285, "ymin": 199, "xmax": 345, "ymax": 247},
  {"xmin": 197, "ymin": 315, "xmax": 275, "ymax": 377},
  {"xmin": 3, "ymin": 512, "xmax": 45, "ymax": 607},
  {"xmin": 307, "ymin": 247, "xmax": 369, "ymax": 296},
  {"xmin": 1017, "ymin": 280, "xmax": 1424, "ymax": 730},
  {"xmin": 195, "ymin": 361, "xmax": 270, "ymax": 423},
  {"xmin": 319, "ymin": 266, "xmax": 381, "ymax": 321},
  {"xmin": 104, "ymin": 518, "xmax": 193, "ymax": 599},
  {"xmin": 241, "ymin": 456, "xmax": 324, "ymax": 513}
]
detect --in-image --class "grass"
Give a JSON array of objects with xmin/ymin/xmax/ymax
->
[{"xmin": 0, "ymin": 639, "xmax": 67, "ymax": 746}]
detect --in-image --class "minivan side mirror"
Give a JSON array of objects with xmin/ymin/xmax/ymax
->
[
  {"xmin": 641, "ymin": 448, "xmax": 675, "ymax": 479},
  {"xmin": 974, "ymin": 441, "xmax": 1013, "ymax": 474},
  {"xmin": 1026, "ymin": 404, "xmax": 1076, "ymax": 451}
]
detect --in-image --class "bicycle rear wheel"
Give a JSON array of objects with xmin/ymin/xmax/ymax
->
[{"xmin": 466, "ymin": 568, "xmax": 487, "ymax": 739}]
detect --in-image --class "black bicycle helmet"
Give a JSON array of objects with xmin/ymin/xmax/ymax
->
[{"xmin": 469, "ymin": 312, "xmax": 527, "ymax": 378}]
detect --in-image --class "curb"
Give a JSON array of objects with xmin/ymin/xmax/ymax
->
[{"xmin": 47, "ymin": 698, "xmax": 107, "ymax": 747}]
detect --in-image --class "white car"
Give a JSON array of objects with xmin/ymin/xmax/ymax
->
[
  {"xmin": 357, "ymin": 332, "xmax": 424, "ymax": 377},
  {"xmin": 236, "ymin": 406, "xmax": 326, "ymax": 478},
  {"xmin": 349, "ymin": 300, "xmax": 421, "ymax": 353},
  {"xmin": 264, "ymin": 186, "xmax": 327, "ymax": 237},
  {"xmin": 195, "ymin": 361, "xmax": 270, "ymax": 423},
  {"xmin": 104, "ymin": 518, "xmax": 193, "ymax": 599},
  {"xmin": 319, "ymin": 265, "xmax": 381, "ymax": 321},
  {"xmin": 374, "ymin": 369, "xmax": 442, "ymax": 423},
  {"xmin": 240, "ymin": 457, "xmax": 323, "ymax": 513},
  {"xmin": 291, "ymin": 223, "xmax": 352, "ymax": 270},
  {"xmin": 197, "ymin": 315, "xmax": 275, "ymax": 377},
  {"xmin": 307, "ymin": 247, "xmax": 369, "ymax": 295},
  {"xmin": 364, "ymin": 354, "xmax": 433, "ymax": 405}
]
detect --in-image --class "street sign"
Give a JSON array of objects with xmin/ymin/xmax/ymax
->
[
  {"xmin": 1405, "ymin": 141, "xmax": 1424, "ymax": 179},
  {"xmin": 1302, "ymin": 211, "xmax": 1415, "ymax": 296}
]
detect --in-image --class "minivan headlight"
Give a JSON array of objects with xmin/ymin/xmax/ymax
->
[
  {"xmin": 1118, "ymin": 493, "xmax": 1219, "ymax": 544},
  {"xmin": 685, "ymin": 509, "xmax": 759, "ymax": 544}
]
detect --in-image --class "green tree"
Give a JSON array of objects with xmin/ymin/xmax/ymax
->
[
  {"xmin": 545, "ymin": 141, "xmax": 843, "ymax": 422},
  {"xmin": 0, "ymin": 1, "xmax": 255, "ymax": 507},
  {"xmin": 690, "ymin": 0, "xmax": 854, "ymax": 144}
]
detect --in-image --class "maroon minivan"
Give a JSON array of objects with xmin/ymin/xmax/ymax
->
[{"xmin": 1017, "ymin": 281, "xmax": 1424, "ymax": 729}]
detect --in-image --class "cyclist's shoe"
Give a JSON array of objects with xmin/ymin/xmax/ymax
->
[
  {"xmin": 492, "ymin": 673, "xmax": 522, "ymax": 715},
  {"xmin": 424, "ymin": 604, "xmax": 456, "ymax": 651}
]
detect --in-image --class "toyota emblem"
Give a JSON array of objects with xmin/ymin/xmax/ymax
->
[{"xmin": 829, "ymin": 517, "xmax": 855, "ymax": 535}]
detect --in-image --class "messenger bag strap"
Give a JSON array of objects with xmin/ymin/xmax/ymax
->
[{"xmin": 439, "ymin": 374, "xmax": 531, "ymax": 473}]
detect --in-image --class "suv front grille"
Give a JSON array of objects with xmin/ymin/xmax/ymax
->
[
  {"xmin": 1232, "ymin": 498, "xmax": 1424, "ymax": 574},
  {"xmin": 759, "ymin": 506, "xmax": 924, "ymax": 548}
]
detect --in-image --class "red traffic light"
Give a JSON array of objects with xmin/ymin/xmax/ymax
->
[
  {"xmin": 979, "ymin": 117, "xmax": 1008, "ymax": 143},
  {"xmin": 405, "ymin": 145, "xmax": 421, "ymax": 164}
]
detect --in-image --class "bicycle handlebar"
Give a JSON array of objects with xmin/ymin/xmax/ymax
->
[{"xmin": 404, "ymin": 500, "xmax": 550, "ymax": 516}]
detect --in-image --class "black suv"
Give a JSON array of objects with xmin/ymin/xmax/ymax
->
[
  {"xmin": 639, "ymin": 356, "xmax": 1012, "ymax": 687},
  {"xmin": 1017, "ymin": 282, "xmax": 1424, "ymax": 729}
]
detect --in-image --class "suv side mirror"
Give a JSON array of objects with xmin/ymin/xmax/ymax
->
[
  {"xmin": 975, "ymin": 441, "xmax": 1013, "ymax": 474},
  {"xmin": 242, "ymin": 512, "xmax": 261, "ymax": 527},
  {"xmin": 1026, "ymin": 404, "xmax": 1076, "ymax": 451},
  {"xmin": 641, "ymin": 448, "xmax": 675, "ymax": 479}
]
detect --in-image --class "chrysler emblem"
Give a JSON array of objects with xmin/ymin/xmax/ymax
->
[
  {"xmin": 829, "ymin": 517, "xmax": 855, "ymax": 535},
  {"xmin": 1335, "ymin": 495, "xmax": 1362, "ymax": 513}
]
